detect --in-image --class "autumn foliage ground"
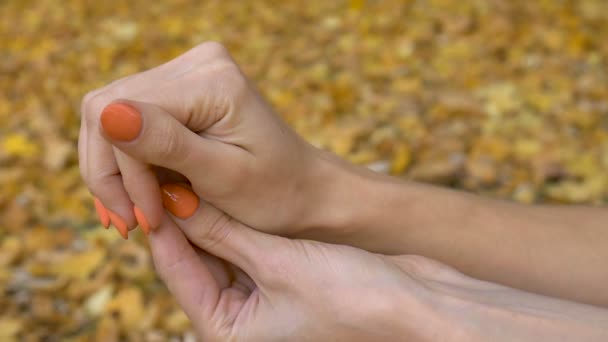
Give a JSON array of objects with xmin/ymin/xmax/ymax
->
[{"xmin": 1, "ymin": 0, "xmax": 607, "ymax": 340}]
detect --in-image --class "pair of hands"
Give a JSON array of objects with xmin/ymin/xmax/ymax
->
[
  {"xmin": 79, "ymin": 43, "xmax": 608, "ymax": 340},
  {"xmin": 80, "ymin": 41, "xmax": 442, "ymax": 340},
  {"xmin": 80, "ymin": 42, "xmax": 458, "ymax": 340}
]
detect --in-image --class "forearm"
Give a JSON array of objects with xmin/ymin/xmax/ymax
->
[
  {"xmin": 434, "ymin": 278, "xmax": 608, "ymax": 341},
  {"xmin": 305, "ymin": 151, "xmax": 608, "ymax": 306}
]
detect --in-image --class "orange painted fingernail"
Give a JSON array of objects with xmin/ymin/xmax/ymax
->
[
  {"xmin": 161, "ymin": 183, "xmax": 200, "ymax": 219},
  {"xmin": 100, "ymin": 103, "xmax": 142, "ymax": 141},
  {"xmin": 94, "ymin": 197, "xmax": 110, "ymax": 229},
  {"xmin": 133, "ymin": 206, "xmax": 151, "ymax": 235},
  {"xmin": 108, "ymin": 210, "xmax": 128, "ymax": 240}
]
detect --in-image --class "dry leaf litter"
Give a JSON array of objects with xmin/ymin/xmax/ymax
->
[{"xmin": 1, "ymin": 0, "xmax": 607, "ymax": 340}]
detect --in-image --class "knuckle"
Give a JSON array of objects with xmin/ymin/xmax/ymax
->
[
  {"xmin": 87, "ymin": 166, "xmax": 119, "ymax": 198},
  {"xmin": 396, "ymin": 255, "xmax": 430, "ymax": 273},
  {"xmin": 195, "ymin": 60, "xmax": 248, "ymax": 107},
  {"xmin": 88, "ymin": 175, "xmax": 110, "ymax": 198},
  {"xmin": 214, "ymin": 63, "xmax": 250, "ymax": 108},
  {"xmin": 87, "ymin": 173, "xmax": 104, "ymax": 189},
  {"xmin": 213, "ymin": 61, "xmax": 245, "ymax": 85},
  {"xmin": 152, "ymin": 124, "xmax": 185, "ymax": 161},
  {"xmin": 84, "ymin": 92, "xmax": 110, "ymax": 126},
  {"xmin": 196, "ymin": 59, "xmax": 240, "ymax": 81},
  {"xmin": 82, "ymin": 78, "xmax": 133, "ymax": 125},
  {"xmin": 121, "ymin": 169, "xmax": 146, "ymax": 192},
  {"xmin": 81, "ymin": 89, "xmax": 101, "ymax": 119},
  {"xmin": 196, "ymin": 213, "xmax": 234, "ymax": 250},
  {"xmin": 154, "ymin": 251, "xmax": 189, "ymax": 286},
  {"xmin": 397, "ymin": 255, "xmax": 457, "ymax": 278},
  {"xmin": 81, "ymin": 90, "xmax": 97, "ymax": 111},
  {"xmin": 195, "ymin": 41, "xmax": 230, "ymax": 59}
]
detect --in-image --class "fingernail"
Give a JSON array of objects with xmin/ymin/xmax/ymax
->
[
  {"xmin": 100, "ymin": 102, "xmax": 142, "ymax": 141},
  {"xmin": 161, "ymin": 183, "xmax": 200, "ymax": 219},
  {"xmin": 133, "ymin": 206, "xmax": 151, "ymax": 235},
  {"xmin": 93, "ymin": 197, "xmax": 110, "ymax": 229},
  {"xmin": 108, "ymin": 210, "xmax": 128, "ymax": 240}
]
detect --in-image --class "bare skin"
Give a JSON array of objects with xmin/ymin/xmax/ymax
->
[
  {"xmin": 147, "ymin": 189, "xmax": 608, "ymax": 341},
  {"xmin": 80, "ymin": 42, "xmax": 608, "ymax": 310},
  {"xmin": 309, "ymin": 153, "xmax": 608, "ymax": 306}
]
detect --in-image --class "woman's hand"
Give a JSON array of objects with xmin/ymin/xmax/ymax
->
[
  {"xmin": 80, "ymin": 42, "xmax": 327, "ymax": 238},
  {"xmin": 80, "ymin": 41, "xmax": 608, "ymax": 308},
  {"xmin": 148, "ymin": 183, "xmax": 445, "ymax": 341},
  {"xmin": 150, "ymin": 184, "xmax": 608, "ymax": 341}
]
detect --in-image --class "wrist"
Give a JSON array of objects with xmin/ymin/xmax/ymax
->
[
  {"xmin": 297, "ymin": 147, "xmax": 373, "ymax": 240},
  {"xmin": 387, "ymin": 280, "xmax": 462, "ymax": 341},
  {"xmin": 297, "ymin": 146, "xmax": 485, "ymax": 255},
  {"xmin": 297, "ymin": 146, "xmax": 421, "ymax": 251}
]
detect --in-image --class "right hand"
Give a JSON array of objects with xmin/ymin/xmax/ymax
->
[
  {"xmin": 151, "ymin": 185, "xmax": 608, "ymax": 341},
  {"xmin": 149, "ymin": 183, "xmax": 453, "ymax": 341},
  {"xmin": 79, "ymin": 42, "xmax": 332, "ymax": 237}
]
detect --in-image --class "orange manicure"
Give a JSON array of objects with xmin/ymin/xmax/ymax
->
[
  {"xmin": 133, "ymin": 206, "xmax": 151, "ymax": 235},
  {"xmin": 161, "ymin": 183, "xmax": 200, "ymax": 219},
  {"xmin": 100, "ymin": 103, "xmax": 142, "ymax": 141},
  {"xmin": 108, "ymin": 211, "xmax": 128, "ymax": 240},
  {"xmin": 93, "ymin": 197, "xmax": 110, "ymax": 228}
]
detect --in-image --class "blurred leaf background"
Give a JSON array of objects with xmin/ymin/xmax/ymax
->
[{"xmin": 1, "ymin": 0, "xmax": 607, "ymax": 340}]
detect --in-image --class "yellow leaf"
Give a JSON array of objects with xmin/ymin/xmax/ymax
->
[
  {"xmin": 391, "ymin": 143, "xmax": 412, "ymax": 174},
  {"xmin": 0, "ymin": 236, "xmax": 22, "ymax": 266},
  {"xmin": 163, "ymin": 309, "xmax": 191, "ymax": 333},
  {"xmin": 53, "ymin": 248, "xmax": 105, "ymax": 279},
  {"xmin": 105, "ymin": 287, "xmax": 145, "ymax": 330},
  {"xmin": 1, "ymin": 133, "xmax": 39, "ymax": 158},
  {"xmin": 349, "ymin": 0, "xmax": 365, "ymax": 11},
  {"xmin": 0, "ymin": 318, "xmax": 23, "ymax": 340},
  {"xmin": 85, "ymin": 285, "xmax": 114, "ymax": 317}
]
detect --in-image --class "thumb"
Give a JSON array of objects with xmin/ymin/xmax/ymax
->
[
  {"xmin": 157, "ymin": 182, "xmax": 286, "ymax": 282},
  {"xmin": 98, "ymin": 100, "xmax": 246, "ymax": 187}
]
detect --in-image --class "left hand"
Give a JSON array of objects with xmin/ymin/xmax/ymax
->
[{"xmin": 79, "ymin": 42, "xmax": 330, "ymax": 239}]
